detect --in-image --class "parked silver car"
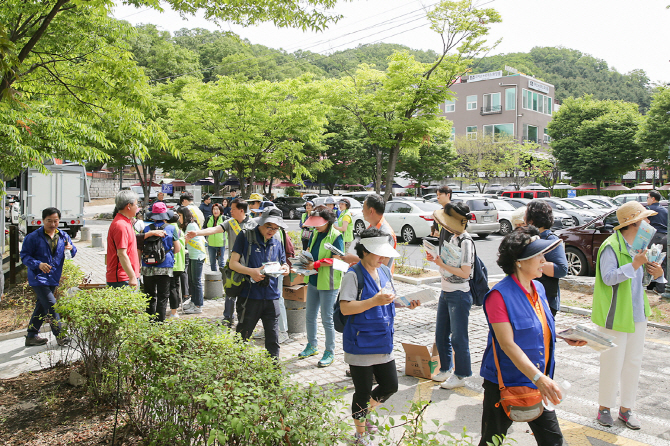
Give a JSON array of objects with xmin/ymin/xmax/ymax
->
[
  {"xmin": 502, "ymin": 197, "xmax": 575, "ymax": 230},
  {"xmin": 449, "ymin": 195, "xmax": 500, "ymax": 238}
]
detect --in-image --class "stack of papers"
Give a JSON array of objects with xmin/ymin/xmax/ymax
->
[
  {"xmin": 439, "ymin": 241, "xmax": 462, "ymax": 279},
  {"xmin": 557, "ymin": 324, "xmax": 617, "ymax": 352},
  {"xmin": 261, "ymin": 262, "xmax": 284, "ymax": 277},
  {"xmin": 324, "ymin": 242, "xmax": 345, "ymax": 256},
  {"xmin": 643, "ymin": 243, "xmax": 666, "ymax": 286},
  {"xmin": 289, "ymin": 251, "xmax": 318, "ymax": 276},
  {"xmin": 632, "ymin": 221, "xmax": 656, "ymax": 254}
]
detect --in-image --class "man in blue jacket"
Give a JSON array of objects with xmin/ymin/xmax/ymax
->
[{"xmin": 20, "ymin": 207, "xmax": 76, "ymax": 347}]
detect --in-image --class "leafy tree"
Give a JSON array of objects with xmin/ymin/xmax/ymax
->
[
  {"xmin": 396, "ymin": 132, "xmax": 458, "ymax": 192},
  {"xmin": 548, "ymin": 96, "xmax": 643, "ymax": 194},
  {"xmin": 330, "ymin": 0, "xmax": 501, "ymax": 200},
  {"xmin": 453, "ymin": 136, "xmax": 508, "ymax": 192},
  {"xmin": 638, "ymin": 87, "xmax": 670, "ymax": 170},
  {"xmin": 503, "ymin": 142, "xmax": 554, "ymax": 190},
  {"xmin": 171, "ymin": 76, "xmax": 331, "ymax": 198}
]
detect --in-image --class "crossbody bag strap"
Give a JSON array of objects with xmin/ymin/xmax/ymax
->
[{"xmin": 491, "ymin": 334, "xmax": 507, "ymax": 391}]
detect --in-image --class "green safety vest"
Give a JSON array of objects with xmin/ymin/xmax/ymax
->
[
  {"xmin": 306, "ymin": 225, "xmax": 343, "ymax": 291},
  {"xmin": 206, "ymin": 215, "xmax": 226, "ymax": 247},
  {"xmin": 592, "ymin": 231, "xmax": 651, "ymax": 333},
  {"xmin": 337, "ymin": 209, "xmax": 354, "ymax": 243},
  {"xmin": 170, "ymin": 222, "xmax": 186, "ymax": 272}
]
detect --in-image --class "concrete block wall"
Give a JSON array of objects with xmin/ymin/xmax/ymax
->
[{"xmin": 89, "ymin": 179, "xmax": 136, "ymax": 199}]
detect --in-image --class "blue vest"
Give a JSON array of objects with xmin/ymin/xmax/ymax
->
[
  {"xmin": 480, "ymin": 276, "xmax": 556, "ymax": 388},
  {"xmin": 343, "ymin": 264, "xmax": 395, "ymax": 355}
]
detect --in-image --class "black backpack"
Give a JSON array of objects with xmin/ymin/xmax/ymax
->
[
  {"xmin": 456, "ymin": 237, "xmax": 489, "ymax": 306},
  {"xmin": 142, "ymin": 224, "xmax": 167, "ymax": 265},
  {"xmin": 333, "ymin": 264, "xmax": 390, "ymax": 333}
]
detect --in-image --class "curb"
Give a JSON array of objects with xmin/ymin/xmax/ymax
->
[
  {"xmin": 393, "ymin": 274, "xmax": 441, "ymax": 285},
  {"xmin": 0, "ymin": 324, "xmax": 51, "ymax": 342},
  {"xmin": 561, "ymin": 305, "xmax": 670, "ymax": 331}
]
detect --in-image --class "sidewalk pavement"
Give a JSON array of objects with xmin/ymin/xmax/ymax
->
[{"xmin": 2, "ymin": 224, "xmax": 670, "ymax": 445}]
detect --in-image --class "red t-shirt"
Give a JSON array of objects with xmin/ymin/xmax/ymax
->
[{"xmin": 106, "ymin": 213, "xmax": 140, "ymax": 283}]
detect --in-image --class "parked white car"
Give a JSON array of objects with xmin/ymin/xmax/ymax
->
[
  {"xmin": 383, "ymin": 200, "xmax": 442, "ymax": 243},
  {"xmin": 490, "ymin": 199, "xmax": 517, "ymax": 235}
]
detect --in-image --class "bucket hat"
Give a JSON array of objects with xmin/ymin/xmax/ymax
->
[
  {"xmin": 613, "ymin": 201, "xmax": 657, "ymax": 230},
  {"xmin": 150, "ymin": 202, "xmax": 174, "ymax": 221},
  {"xmin": 360, "ymin": 236, "xmax": 400, "ymax": 258},
  {"xmin": 253, "ymin": 207, "xmax": 286, "ymax": 229},
  {"xmin": 248, "ymin": 193, "xmax": 263, "ymax": 202}
]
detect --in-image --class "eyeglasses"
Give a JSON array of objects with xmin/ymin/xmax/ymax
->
[{"xmin": 264, "ymin": 225, "xmax": 280, "ymax": 232}]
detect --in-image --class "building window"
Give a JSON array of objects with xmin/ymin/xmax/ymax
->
[
  {"xmin": 483, "ymin": 123, "xmax": 514, "ymax": 141},
  {"xmin": 445, "ymin": 99, "xmax": 455, "ymax": 113},
  {"xmin": 505, "ymin": 88, "xmax": 516, "ymax": 111},
  {"xmin": 466, "ymin": 126, "xmax": 477, "ymax": 140},
  {"xmin": 523, "ymin": 124, "xmax": 538, "ymax": 143},
  {"xmin": 482, "ymin": 93, "xmax": 501, "ymax": 113},
  {"xmin": 450, "ymin": 127, "xmax": 455, "ymax": 141},
  {"xmin": 466, "ymin": 95, "xmax": 477, "ymax": 110},
  {"xmin": 543, "ymin": 129, "xmax": 551, "ymax": 143},
  {"xmin": 522, "ymin": 89, "xmax": 553, "ymax": 115}
]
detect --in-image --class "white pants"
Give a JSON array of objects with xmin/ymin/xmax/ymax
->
[{"xmin": 597, "ymin": 321, "xmax": 647, "ymax": 409}]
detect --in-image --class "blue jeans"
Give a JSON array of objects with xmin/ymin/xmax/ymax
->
[
  {"xmin": 208, "ymin": 246, "xmax": 225, "ymax": 272},
  {"xmin": 188, "ymin": 258, "xmax": 205, "ymax": 307},
  {"xmin": 305, "ymin": 284, "xmax": 338, "ymax": 352},
  {"xmin": 435, "ymin": 290, "xmax": 472, "ymax": 377},
  {"xmin": 107, "ymin": 281, "xmax": 129, "ymax": 288},
  {"xmin": 27, "ymin": 285, "xmax": 61, "ymax": 338}
]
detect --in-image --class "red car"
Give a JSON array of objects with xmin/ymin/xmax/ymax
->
[{"xmin": 555, "ymin": 210, "xmax": 619, "ymax": 276}]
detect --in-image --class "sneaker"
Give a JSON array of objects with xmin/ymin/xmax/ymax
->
[
  {"xmin": 167, "ymin": 312, "xmax": 180, "ymax": 319},
  {"xmin": 432, "ymin": 370, "xmax": 452, "ymax": 383},
  {"xmin": 56, "ymin": 336, "xmax": 71, "ymax": 347},
  {"xmin": 278, "ymin": 331, "xmax": 291, "ymax": 344},
  {"xmin": 252, "ymin": 328, "xmax": 265, "ymax": 339},
  {"xmin": 318, "ymin": 350, "xmax": 335, "ymax": 367},
  {"xmin": 440, "ymin": 374, "xmax": 466, "ymax": 389},
  {"xmin": 349, "ymin": 432, "xmax": 371, "ymax": 446},
  {"xmin": 597, "ymin": 408, "xmax": 614, "ymax": 427},
  {"xmin": 298, "ymin": 343, "xmax": 319, "ymax": 358},
  {"xmin": 182, "ymin": 299, "xmax": 194, "ymax": 309},
  {"xmin": 222, "ymin": 317, "xmax": 234, "ymax": 328},
  {"xmin": 25, "ymin": 335, "xmax": 48, "ymax": 347},
  {"xmin": 183, "ymin": 306, "xmax": 202, "ymax": 314},
  {"xmin": 618, "ymin": 409, "xmax": 641, "ymax": 430}
]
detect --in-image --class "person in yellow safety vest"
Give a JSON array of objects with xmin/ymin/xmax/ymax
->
[
  {"xmin": 298, "ymin": 206, "xmax": 345, "ymax": 368},
  {"xmin": 334, "ymin": 198, "xmax": 355, "ymax": 254},
  {"xmin": 205, "ymin": 203, "xmax": 227, "ymax": 272}
]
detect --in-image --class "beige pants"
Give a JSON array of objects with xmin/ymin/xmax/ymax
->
[{"xmin": 597, "ymin": 321, "xmax": 647, "ymax": 409}]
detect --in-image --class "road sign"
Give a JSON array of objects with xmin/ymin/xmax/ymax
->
[{"xmin": 567, "ymin": 190, "xmax": 576, "ymax": 198}]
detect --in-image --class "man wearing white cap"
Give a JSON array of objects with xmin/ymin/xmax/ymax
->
[{"xmin": 592, "ymin": 201, "xmax": 665, "ymax": 430}]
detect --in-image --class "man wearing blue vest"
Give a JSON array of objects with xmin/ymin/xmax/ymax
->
[{"xmin": 229, "ymin": 207, "xmax": 290, "ymax": 359}]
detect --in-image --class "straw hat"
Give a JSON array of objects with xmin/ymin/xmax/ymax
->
[
  {"xmin": 433, "ymin": 203, "xmax": 470, "ymax": 235},
  {"xmin": 613, "ymin": 201, "xmax": 657, "ymax": 230}
]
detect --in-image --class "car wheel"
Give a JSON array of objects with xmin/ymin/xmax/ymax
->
[
  {"xmin": 565, "ymin": 247, "xmax": 588, "ymax": 276},
  {"xmin": 401, "ymin": 225, "xmax": 417, "ymax": 243},
  {"xmin": 289, "ymin": 209, "xmax": 296, "ymax": 220},
  {"xmin": 499, "ymin": 219, "xmax": 512, "ymax": 235},
  {"xmin": 478, "ymin": 233, "xmax": 490, "ymax": 239},
  {"xmin": 354, "ymin": 220, "xmax": 366, "ymax": 235},
  {"xmin": 572, "ymin": 216, "xmax": 580, "ymax": 226}
]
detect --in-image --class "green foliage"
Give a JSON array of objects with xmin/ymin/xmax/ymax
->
[
  {"xmin": 638, "ymin": 86, "xmax": 670, "ymax": 169},
  {"xmin": 55, "ymin": 260, "xmax": 85, "ymax": 300},
  {"xmin": 119, "ymin": 319, "xmax": 350, "ymax": 445},
  {"xmin": 548, "ymin": 96, "xmax": 643, "ymax": 194},
  {"xmin": 397, "ymin": 135, "xmax": 458, "ymax": 187},
  {"xmin": 54, "ymin": 287, "xmax": 151, "ymax": 399},
  {"xmin": 472, "ymin": 47, "xmax": 652, "ymax": 112}
]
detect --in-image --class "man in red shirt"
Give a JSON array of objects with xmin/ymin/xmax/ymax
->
[{"xmin": 107, "ymin": 190, "xmax": 140, "ymax": 288}]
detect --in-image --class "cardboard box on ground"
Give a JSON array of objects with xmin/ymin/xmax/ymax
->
[
  {"xmin": 283, "ymin": 272, "xmax": 305, "ymax": 287},
  {"xmin": 283, "ymin": 285, "xmax": 307, "ymax": 302},
  {"xmin": 402, "ymin": 343, "xmax": 440, "ymax": 379}
]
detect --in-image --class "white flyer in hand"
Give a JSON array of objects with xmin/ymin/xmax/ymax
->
[
  {"xmin": 423, "ymin": 240, "xmax": 437, "ymax": 256},
  {"xmin": 395, "ymin": 288, "xmax": 436, "ymax": 307},
  {"xmin": 331, "ymin": 258, "xmax": 351, "ymax": 272},
  {"xmin": 261, "ymin": 262, "xmax": 284, "ymax": 277}
]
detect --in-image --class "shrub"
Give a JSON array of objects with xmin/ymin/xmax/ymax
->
[
  {"xmin": 55, "ymin": 259, "xmax": 85, "ymax": 299},
  {"xmin": 119, "ymin": 319, "xmax": 350, "ymax": 445},
  {"xmin": 55, "ymin": 286, "xmax": 151, "ymax": 399}
]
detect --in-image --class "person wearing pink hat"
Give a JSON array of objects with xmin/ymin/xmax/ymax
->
[{"xmin": 141, "ymin": 202, "xmax": 181, "ymax": 321}]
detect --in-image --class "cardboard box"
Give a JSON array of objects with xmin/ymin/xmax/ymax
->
[
  {"xmin": 283, "ymin": 284, "xmax": 307, "ymax": 302},
  {"xmin": 283, "ymin": 272, "xmax": 306, "ymax": 286},
  {"xmin": 401, "ymin": 343, "xmax": 440, "ymax": 379}
]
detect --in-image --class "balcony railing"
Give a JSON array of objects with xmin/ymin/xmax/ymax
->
[{"xmin": 480, "ymin": 105, "xmax": 502, "ymax": 115}]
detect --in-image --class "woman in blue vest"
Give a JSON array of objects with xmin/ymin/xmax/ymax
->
[
  {"xmin": 142, "ymin": 202, "xmax": 181, "ymax": 322},
  {"xmin": 299, "ymin": 206, "xmax": 344, "ymax": 368},
  {"xmin": 339, "ymin": 228, "xmax": 420, "ymax": 445},
  {"xmin": 479, "ymin": 226, "xmax": 585, "ymax": 446}
]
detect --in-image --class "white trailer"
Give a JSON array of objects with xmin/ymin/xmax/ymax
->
[{"xmin": 17, "ymin": 163, "xmax": 89, "ymax": 238}]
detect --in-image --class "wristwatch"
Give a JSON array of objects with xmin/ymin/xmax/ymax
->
[{"xmin": 532, "ymin": 372, "xmax": 543, "ymax": 384}]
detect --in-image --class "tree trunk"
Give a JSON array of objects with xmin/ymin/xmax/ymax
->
[
  {"xmin": 236, "ymin": 165, "xmax": 247, "ymax": 198},
  {"xmin": 374, "ymin": 146, "xmax": 383, "ymax": 195},
  {"xmin": 213, "ymin": 171, "xmax": 221, "ymax": 195},
  {"xmin": 596, "ymin": 179, "xmax": 601, "ymax": 195},
  {"xmin": 384, "ymin": 145, "xmax": 401, "ymax": 202}
]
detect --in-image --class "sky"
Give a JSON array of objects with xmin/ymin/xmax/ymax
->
[{"xmin": 111, "ymin": 0, "xmax": 670, "ymax": 84}]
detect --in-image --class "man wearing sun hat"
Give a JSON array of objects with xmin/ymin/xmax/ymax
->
[{"xmin": 592, "ymin": 201, "xmax": 665, "ymax": 430}]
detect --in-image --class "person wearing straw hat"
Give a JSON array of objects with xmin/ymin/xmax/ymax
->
[
  {"xmin": 426, "ymin": 202, "xmax": 476, "ymax": 389},
  {"xmin": 479, "ymin": 226, "xmax": 585, "ymax": 446},
  {"xmin": 339, "ymin": 228, "xmax": 420, "ymax": 445},
  {"xmin": 592, "ymin": 201, "xmax": 665, "ymax": 430}
]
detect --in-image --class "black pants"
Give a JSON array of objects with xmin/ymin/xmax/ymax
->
[
  {"xmin": 143, "ymin": 275, "xmax": 171, "ymax": 322},
  {"xmin": 236, "ymin": 297, "xmax": 280, "ymax": 359},
  {"xmin": 349, "ymin": 360, "xmax": 398, "ymax": 420},
  {"xmin": 479, "ymin": 379, "xmax": 563, "ymax": 446},
  {"xmin": 649, "ymin": 232, "xmax": 667, "ymax": 293},
  {"xmin": 170, "ymin": 271, "xmax": 187, "ymax": 310}
]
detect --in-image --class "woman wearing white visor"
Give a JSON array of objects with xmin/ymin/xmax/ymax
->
[{"xmin": 339, "ymin": 227, "xmax": 421, "ymax": 445}]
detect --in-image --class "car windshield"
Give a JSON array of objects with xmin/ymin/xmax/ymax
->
[
  {"xmin": 553, "ymin": 200, "xmax": 579, "ymax": 209},
  {"xmin": 492, "ymin": 200, "xmax": 515, "ymax": 211},
  {"xmin": 568, "ymin": 199, "xmax": 592, "ymax": 209},
  {"xmin": 414, "ymin": 202, "xmax": 441, "ymax": 212}
]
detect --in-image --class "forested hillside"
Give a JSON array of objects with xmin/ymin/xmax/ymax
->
[{"xmin": 125, "ymin": 25, "xmax": 652, "ymax": 111}]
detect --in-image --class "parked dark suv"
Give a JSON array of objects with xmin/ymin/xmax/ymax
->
[{"xmin": 273, "ymin": 196, "xmax": 306, "ymax": 219}]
